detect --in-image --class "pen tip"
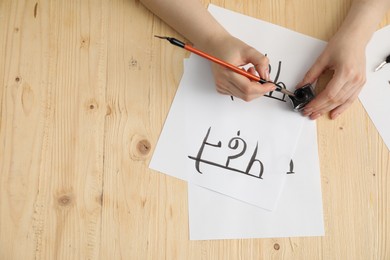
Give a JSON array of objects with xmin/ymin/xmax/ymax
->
[{"xmin": 154, "ymin": 35, "xmax": 167, "ymax": 39}]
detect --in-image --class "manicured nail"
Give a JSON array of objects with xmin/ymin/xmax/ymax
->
[
  {"xmin": 303, "ymin": 111, "xmax": 312, "ymax": 117},
  {"xmin": 304, "ymin": 107, "xmax": 313, "ymax": 114},
  {"xmin": 265, "ymin": 70, "xmax": 270, "ymax": 81},
  {"xmin": 311, "ymin": 113, "xmax": 321, "ymax": 120},
  {"xmin": 331, "ymin": 113, "xmax": 340, "ymax": 120}
]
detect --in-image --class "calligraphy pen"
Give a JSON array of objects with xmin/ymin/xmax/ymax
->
[
  {"xmin": 155, "ymin": 35, "xmax": 295, "ymax": 97},
  {"xmin": 374, "ymin": 54, "xmax": 390, "ymax": 72}
]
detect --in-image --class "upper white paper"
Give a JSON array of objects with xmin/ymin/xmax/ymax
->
[
  {"xmin": 359, "ymin": 25, "xmax": 390, "ymax": 151},
  {"xmin": 188, "ymin": 120, "xmax": 324, "ymax": 240},
  {"xmin": 149, "ymin": 4, "xmax": 326, "ymax": 210},
  {"xmin": 183, "ymin": 56, "xmax": 299, "ymax": 210}
]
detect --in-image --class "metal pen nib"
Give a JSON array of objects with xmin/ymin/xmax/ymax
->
[
  {"xmin": 374, "ymin": 54, "xmax": 390, "ymax": 72},
  {"xmin": 273, "ymin": 84, "xmax": 295, "ymax": 97},
  {"xmin": 375, "ymin": 61, "xmax": 387, "ymax": 72}
]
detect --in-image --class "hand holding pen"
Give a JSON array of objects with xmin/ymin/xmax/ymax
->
[
  {"xmin": 158, "ymin": 35, "xmax": 279, "ymax": 101},
  {"xmin": 156, "ymin": 35, "xmax": 295, "ymax": 100},
  {"xmin": 157, "ymin": 35, "xmax": 319, "ymax": 111},
  {"xmin": 203, "ymin": 36, "xmax": 278, "ymax": 101}
]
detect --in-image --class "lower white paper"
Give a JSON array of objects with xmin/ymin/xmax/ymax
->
[
  {"xmin": 150, "ymin": 4, "xmax": 326, "ymax": 210},
  {"xmin": 188, "ymin": 121, "xmax": 325, "ymax": 240}
]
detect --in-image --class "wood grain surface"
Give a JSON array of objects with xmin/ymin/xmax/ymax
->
[{"xmin": 0, "ymin": 0, "xmax": 389, "ymax": 259}]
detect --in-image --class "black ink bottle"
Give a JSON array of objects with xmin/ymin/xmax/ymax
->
[{"xmin": 288, "ymin": 84, "xmax": 315, "ymax": 111}]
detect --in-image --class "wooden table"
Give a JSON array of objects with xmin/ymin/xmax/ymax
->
[{"xmin": 1, "ymin": 0, "xmax": 389, "ymax": 259}]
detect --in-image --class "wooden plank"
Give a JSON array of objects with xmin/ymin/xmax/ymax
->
[
  {"xmin": 99, "ymin": 0, "xmax": 189, "ymax": 258},
  {"xmin": 0, "ymin": 0, "xmax": 389, "ymax": 259},
  {"xmin": 0, "ymin": 0, "xmax": 108, "ymax": 259}
]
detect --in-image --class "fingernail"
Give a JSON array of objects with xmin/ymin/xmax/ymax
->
[
  {"xmin": 311, "ymin": 113, "xmax": 321, "ymax": 120},
  {"xmin": 304, "ymin": 108, "xmax": 313, "ymax": 113},
  {"xmin": 265, "ymin": 70, "xmax": 270, "ymax": 81},
  {"xmin": 331, "ymin": 113, "xmax": 340, "ymax": 120},
  {"xmin": 303, "ymin": 111, "xmax": 312, "ymax": 117}
]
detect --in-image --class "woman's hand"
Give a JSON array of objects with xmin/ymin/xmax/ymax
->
[
  {"xmin": 204, "ymin": 35, "xmax": 276, "ymax": 101},
  {"xmin": 298, "ymin": 0, "xmax": 390, "ymax": 120},
  {"xmin": 299, "ymin": 35, "xmax": 366, "ymax": 120}
]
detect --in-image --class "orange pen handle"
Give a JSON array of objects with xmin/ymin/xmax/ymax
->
[{"xmin": 184, "ymin": 44, "xmax": 264, "ymax": 83}]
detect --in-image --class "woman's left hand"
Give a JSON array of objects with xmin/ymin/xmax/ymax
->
[{"xmin": 299, "ymin": 35, "xmax": 366, "ymax": 120}]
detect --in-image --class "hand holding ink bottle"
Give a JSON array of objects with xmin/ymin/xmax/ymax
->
[{"xmin": 299, "ymin": 0, "xmax": 390, "ymax": 120}]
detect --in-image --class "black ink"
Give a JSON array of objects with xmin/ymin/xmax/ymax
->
[
  {"xmin": 188, "ymin": 127, "xmax": 264, "ymax": 179},
  {"xmin": 189, "ymin": 128, "xmax": 296, "ymax": 180},
  {"xmin": 192, "ymin": 127, "xmax": 221, "ymax": 174},
  {"xmin": 187, "ymin": 156, "xmax": 263, "ymax": 179},
  {"xmin": 245, "ymin": 143, "xmax": 264, "ymax": 179},
  {"xmin": 226, "ymin": 131, "xmax": 247, "ymax": 167},
  {"xmin": 289, "ymin": 84, "xmax": 315, "ymax": 111},
  {"xmin": 274, "ymin": 60, "xmax": 281, "ymax": 82},
  {"xmin": 264, "ymin": 61, "xmax": 287, "ymax": 102},
  {"xmin": 229, "ymin": 59, "xmax": 288, "ymax": 103},
  {"xmin": 287, "ymin": 159, "xmax": 295, "ymax": 174}
]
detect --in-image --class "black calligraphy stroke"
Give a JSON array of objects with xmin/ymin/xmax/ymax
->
[
  {"xmin": 287, "ymin": 159, "xmax": 295, "ymax": 174},
  {"xmin": 188, "ymin": 127, "xmax": 264, "ymax": 179},
  {"xmin": 264, "ymin": 61, "xmax": 287, "ymax": 102},
  {"xmin": 230, "ymin": 60, "xmax": 288, "ymax": 102},
  {"xmin": 188, "ymin": 127, "xmax": 297, "ymax": 180},
  {"xmin": 226, "ymin": 130, "xmax": 246, "ymax": 167}
]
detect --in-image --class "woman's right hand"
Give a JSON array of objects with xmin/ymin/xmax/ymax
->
[{"xmin": 204, "ymin": 35, "xmax": 276, "ymax": 101}]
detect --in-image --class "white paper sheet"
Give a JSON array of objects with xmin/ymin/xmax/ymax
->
[
  {"xmin": 188, "ymin": 120, "xmax": 325, "ymax": 240},
  {"xmin": 183, "ymin": 55, "xmax": 300, "ymax": 210},
  {"xmin": 149, "ymin": 4, "xmax": 326, "ymax": 210},
  {"xmin": 150, "ymin": 56, "xmax": 291, "ymax": 210},
  {"xmin": 359, "ymin": 25, "xmax": 390, "ymax": 151}
]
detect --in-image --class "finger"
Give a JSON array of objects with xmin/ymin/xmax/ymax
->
[
  {"xmin": 213, "ymin": 69, "xmax": 239, "ymax": 97},
  {"xmin": 329, "ymin": 87, "xmax": 361, "ymax": 119},
  {"xmin": 216, "ymin": 86, "xmax": 231, "ymax": 96},
  {"xmin": 212, "ymin": 63, "xmax": 239, "ymax": 95},
  {"xmin": 214, "ymin": 63, "xmax": 275, "ymax": 101},
  {"xmin": 306, "ymin": 82, "xmax": 352, "ymax": 116},
  {"xmin": 303, "ymin": 70, "xmax": 347, "ymax": 114},
  {"xmin": 307, "ymin": 82, "xmax": 361, "ymax": 120},
  {"xmin": 228, "ymin": 75, "xmax": 275, "ymax": 101},
  {"xmin": 247, "ymin": 66, "xmax": 257, "ymax": 76},
  {"xmin": 250, "ymin": 82, "xmax": 276, "ymax": 99},
  {"xmin": 307, "ymin": 102, "xmax": 340, "ymax": 120},
  {"xmin": 298, "ymin": 56, "xmax": 327, "ymax": 88},
  {"xmin": 309, "ymin": 112, "xmax": 323, "ymax": 120},
  {"xmin": 240, "ymin": 68, "xmax": 277, "ymax": 98},
  {"xmin": 243, "ymin": 67, "xmax": 276, "ymax": 96},
  {"xmin": 215, "ymin": 77, "xmax": 243, "ymax": 98},
  {"xmin": 244, "ymin": 48, "xmax": 270, "ymax": 80},
  {"xmin": 215, "ymin": 68, "xmax": 260, "ymax": 100},
  {"xmin": 305, "ymin": 65, "xmax": 365, "ymax": 116}
]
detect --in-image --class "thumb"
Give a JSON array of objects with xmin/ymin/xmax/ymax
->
[
  {"xmin": 243, "ymin": 47, "xmax": 270, "ymax": 81},
  {"xmin": 299, "ymin": 58, "xmax": 327, "ymax": 88}
]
